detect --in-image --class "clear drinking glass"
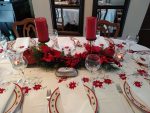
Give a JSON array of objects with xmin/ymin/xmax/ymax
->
[
  {"xmin": 8, "ymin": 51, "xmax": 28, "ymax": 78},
  {"xmin": 49, "ymin": 29, "xmax": 58, "ymax": 41},
  {"xmin": 125, "ymin": 35, "xmax": 139, "ymax": 51},
  {"xmin": 85, "ymin": 54, "xmax": 100, "ymax": 75},
  {"xmin": 0, "ymin": 35, "xmax": 7, "ymax": 61}
]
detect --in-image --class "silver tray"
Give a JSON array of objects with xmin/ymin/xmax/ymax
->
[{"xmin": 55, "ymin": 67, "xmax": 78, "ymax": 77}]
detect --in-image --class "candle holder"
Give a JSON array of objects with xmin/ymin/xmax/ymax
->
[{"xmin": 115, "ymin": 48, "xmax": 126, "ymax": 61}]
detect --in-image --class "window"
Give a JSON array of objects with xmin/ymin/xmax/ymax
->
[
  {"xmin": 50, "ymin": 0, "xmax": 84, "ymax": 36},
  {"xmin": 93, "ymin": 0, "xmax": 130, "ymax": 36}
]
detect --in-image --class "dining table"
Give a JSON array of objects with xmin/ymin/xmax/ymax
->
[{"xmin": 0, "ymin": 36, "xmax": 150, "ymax": 113}]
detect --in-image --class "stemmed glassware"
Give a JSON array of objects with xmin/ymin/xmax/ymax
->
[
  {"xmin": 85, "ymin": 54, "xmax": 101, "ymax": 77},
  {"xmin": 49, "ymin": 29, "xmax": 58, "ymax": 41},
  {"xmin": 0, "ymin": 32, "xmax": 7, "ymax": 61},
  {"xmin": 8, "ymin": 51, "xmax": 28, "ymax": 79},
  {"xmin": 125, "ymin": 35, "xmax": 139, "ymax": 51}
]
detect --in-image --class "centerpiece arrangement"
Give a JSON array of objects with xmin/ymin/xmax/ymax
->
[{"xmin": 24, "ymin": 17, "xmax": 121, "ymax": 71}]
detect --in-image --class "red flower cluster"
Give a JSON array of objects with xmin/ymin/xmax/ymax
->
[
  {"xmin": 69, "ymin": 81, "xmax": 77, "ymax": 89},
  {"xmin": 0, "ymin": 49, "xmax": 3, "ymax": 53},
  {"xmin": 82, "ymin": 77, "xmax": 90, "ymax": 83},
  {"xmin": 119, "ymin": 73, "xmax": 127, "ymax": 80},
  {"xmin": 93, "ymin": 80, "xmax": 103, "ymax": 88},
  {"xmin": 137, "ymin": 69, "xmax": 147, "ymax": 76},
  {"xmin": 134, "ymin": 81, "xmax": 142, "ymax": 88},
  {"xmin": 33, "ymin": 84, "xmax": 42, "ymax": 90},
  {"xmin": 0, "ymin": 88, "xmax": 5, "ymax": 94},
  {"xmin": 22, "ymin": 86, "xmax": 31, "ymax": 94},
  {"xmin": 31, "ymin": 42, "xmax": 121, "ymax": 69},
  {"xmin": 40, "ymin": 45, "xmax": 61, "ymax": 62},
  {"xmin": 104, "ymin": 79, "xmax": 112, "ymax": 84}
]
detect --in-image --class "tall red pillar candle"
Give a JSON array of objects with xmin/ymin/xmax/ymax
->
[
  {"xmin": 35, "ymin": 17, "xmax": 49, "ymax": 43},
  {"xmin": 86, "ymin": 17, "xmax": 97, "ymax": 41}
]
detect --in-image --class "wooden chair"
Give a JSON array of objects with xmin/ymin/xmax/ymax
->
[
  {"xmin": 12, "ymin": 18, "xmax": 36, "ymax": 38},
  {"xmin": 97, "ymin": 20, "xmax": 120, "ymax": 38},
  {"xmin": 55, "ymin": 8, "xmax": 64, "ymax": 31}
]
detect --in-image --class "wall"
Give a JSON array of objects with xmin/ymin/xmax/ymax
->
[
  {"xmin": 83, "ymin": 0, "xmax": 93, "ymax": 35},
  {"xmin": 122, "ymin": 0, "xmax": 150, "ymax": 38},
  {"xmin": 32, "ymin": 0, "xmax": 150, "ymax": 37},
  {"xmin": 31, "ymin": 0, "xmax": 53, "ymax": 30}
]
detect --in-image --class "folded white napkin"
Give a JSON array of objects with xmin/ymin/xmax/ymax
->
[
  {"xmin": 95, "ymin": 36, "xmax": 109, "ymax": 49},
  {"xmin": 57, "ymin": 37, "xmax": 75, "ymax": 51},
  {"xmin": 0, "ymin": 83, "xmax": 15, "ymax": 113},
  {"xmin": 13, "ymin": 37, "xmax": 30, "ymax": 53},
  {"xmin": 94, "ymin": 82, "xmax": 132, "ymax": 113},
  {"xmin": 59, "ymin": 77, "xmax": 94, "ymax": 113},
  {"xmin": 127, "ymin": 76, "xmax": 150, "ymax": 109}
]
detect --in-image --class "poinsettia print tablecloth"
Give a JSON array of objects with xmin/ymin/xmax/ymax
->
[{"xmin": 0, "ymin": 37, "xmax": 150, "ymax": 113}]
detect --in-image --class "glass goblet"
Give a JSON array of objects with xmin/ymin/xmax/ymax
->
[
  {"xmin": 9, "ymin": 52, "xmax": 28, "ymax": 79},
  {"xmin": 85, "ymin": 54, "xmax": 100, "ymax": 77},
  {"xmin": 125, "ymin": 35, "xmax": 139, "ymax": 51},
  {"xmin": 49, "ymin": 29, "xmax": 58, "ymax": 42}
]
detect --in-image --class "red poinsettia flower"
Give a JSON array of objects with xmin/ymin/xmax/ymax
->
[
  {"xmin": 33, "ymin": 84, "xmax": 42, "ymax": 90},
  {"xmin": 40, "ymin": 45, "xmax": 50, "ymax": 54},
  {"xmin": 82, "ymin": 77, "xmax": 90, "ymax": 83},
  {"xmin": 42, "ymin": 54, "xmax": 54, "ymax": 62},
  {"xmin": 75, "ymin": 52, "xmax": 88, "ymax": 60},
  {"xmin": 0, "ymin": 88, "xmax": 5, "ymax": 94},
  {"xmin": 58, "ymin": 77, "xmax": 68, "ymax": 83},
  {"xmin": 134, "ymin": 81, "xmax": 142, "ymax": 88},
  {"xmin": 100, "ymin": 56, "xmax": 109, "ymax": 64},
  {"xmin": 137, "ymin": 69, "xmax": 147, "ymax": 76},
  {"xmin": 104, "ymin": 79, "xmax": 112, "ymax": 84},
  {"xmin": 93, "ymin": 80, "xmax": 103, "ymax": 88},
  {"xmin": 0, "ymin": 49, "xmax": 3, "ymax": 53},
  {"xmin": 65, "ymin": 57, "xmax": 80, "ymax": 67},
  {"xmin": 119, "ymin": 73, "xmax": 127, "ymax": 80},
  {"xmin": 116, "ymin": 44, "xmax": 124, "ymax": 49},
  {"xmin": 69, "ymin": 81, "xmax": 77, "ymax": 89},
  {"xmin": 104, "ymin": 47, "xmax": 115, "ymax": 57},
  {"xmin": 22, "ymin": 86, "xmax": 31, "ymax": 94},
  {"xmin": 52, "ymin": 49, "xmax": 61, "ymax": 59},
  {"xmin": 84, "ymin": 44, "xmax": 101, "ymax": 53}
]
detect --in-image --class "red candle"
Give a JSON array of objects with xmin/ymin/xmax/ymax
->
[
  {"xmin": 86, "ymin": 17, "xmax": 97, "ymax": 41},
  {"xmin": 35, "ymin": 17, "xmax": 49, "ymax": 43}
]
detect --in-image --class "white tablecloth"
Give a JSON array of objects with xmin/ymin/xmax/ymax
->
[{"xmin": 0, "ymin": 37, "xmax": 149, "ymax": 113}]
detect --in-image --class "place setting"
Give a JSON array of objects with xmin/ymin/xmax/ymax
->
[
  {"xmin": 124, "ymin": 76, "xmax": 150, "ymax": 112},
  {"xmin": 0, "ymin": 82, "xmax": 23, "ymax": 113}
]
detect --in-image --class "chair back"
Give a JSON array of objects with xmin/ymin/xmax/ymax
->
[
  {"xmin": 12, "ymin": 18, "xmax": 36, "ymax": 38},
  {"xmin": 97, "ymin": 20, "xmax": 120, "ymax": 38}
]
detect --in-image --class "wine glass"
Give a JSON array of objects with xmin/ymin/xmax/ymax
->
[
  {"xmin": 8, "ymin": 51, "xmax": 28, "ymax": 79},
  {"xmin": 125, "ymin": 35, "xmax": 139, "ymax": 51},
  {"xmin": 49, "ymin": 29, "xmax": 58, "ymax": 42},
  {"xmin": 85, "ymin": 54, "xmax": 101, "ymax": 76},
  {"xmin": 0, "ymin": 34, "xmax": 7, "ymax": 62}
]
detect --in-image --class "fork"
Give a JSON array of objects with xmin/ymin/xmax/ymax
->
[
  {"xmin": 116, "ymin": 84, "xmax": 136, "ymax": 113},
  {"xmin": 46, "ymin": 89, "xmax": 51, "ymax": 101}
]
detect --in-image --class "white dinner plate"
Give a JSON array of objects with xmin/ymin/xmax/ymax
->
[
  {"xmin": 48, "ymin": 85, "xmax": 98, "ymax": 113},
  {"xmin": 124, "ymin": 81, "xmax": 150, "ymax": 112},
  {"xmin": 2, "ymin": 83, "xmax": 23, "ymax": 113}
]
